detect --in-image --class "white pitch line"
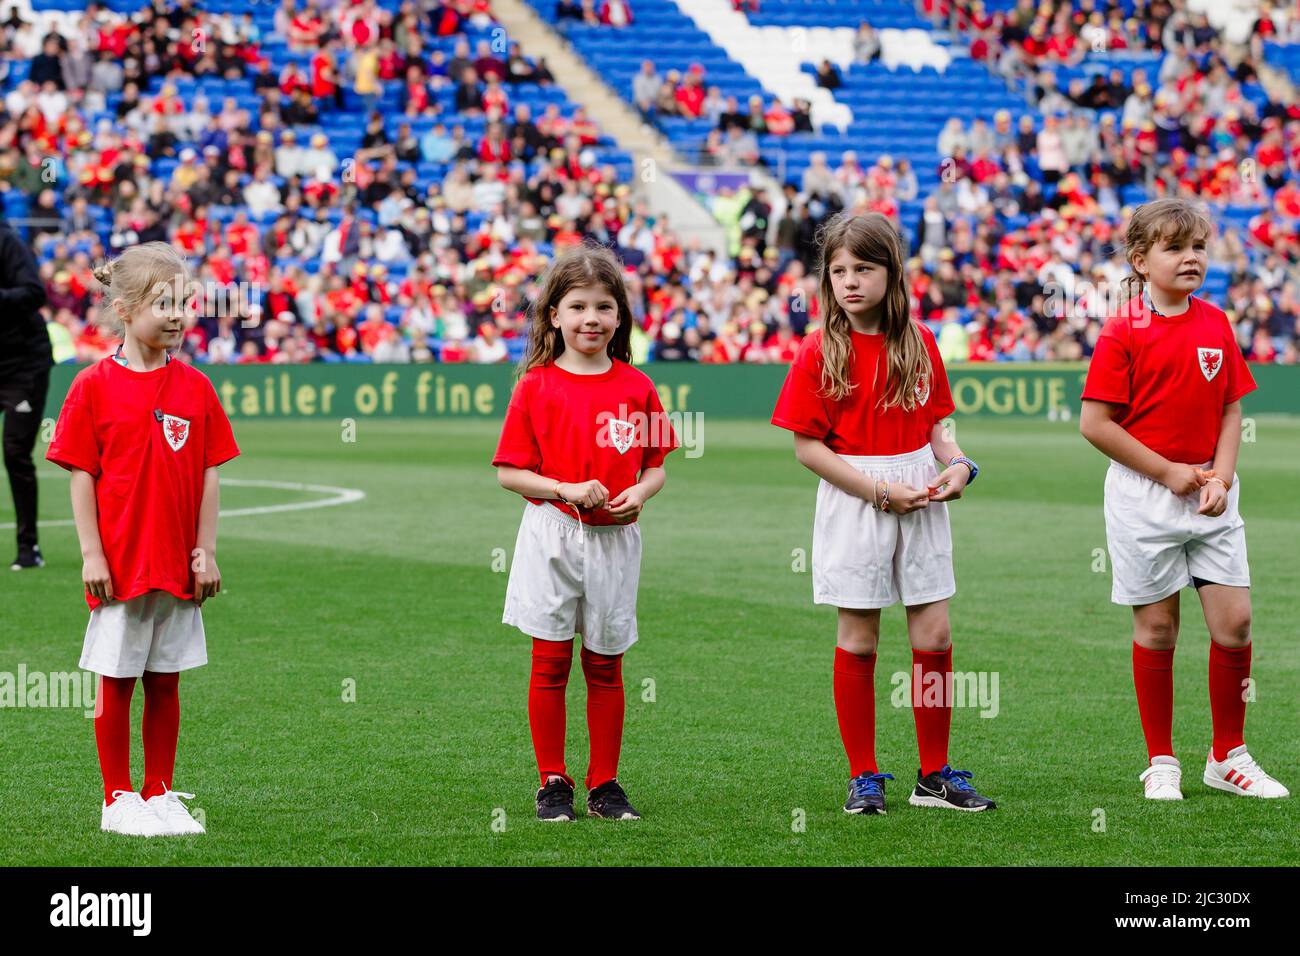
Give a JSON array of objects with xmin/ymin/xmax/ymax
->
[{"xmin": 0, "ymin": 477, "xmax": 365, "ymax": 529}]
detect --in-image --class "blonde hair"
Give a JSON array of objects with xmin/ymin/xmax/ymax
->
[
  {"xmin": 92, "ymin": 242, "xmax": 192, "ymax": 337},
  {"xmin": 815, "ymin": 212, "xmax": 931, "ymax": 409},
  {"xmin": 1120, "ymin": 197, "xmax": 1214, "ymax": 302},
  {"xmin": 516, "ymin": 242, "xmax": 633, "ymax": 379}
]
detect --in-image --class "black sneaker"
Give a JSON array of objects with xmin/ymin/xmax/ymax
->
[
  {"xmin": 10, "ymin": 545, "xmax": 43, "ymax": 570},
  {"xmin": 536, "ymin": 777, "xmax": 576, "ymax": 822},
  {"xmin": 586, "ymin": 779, "xmax": 640, "ymax": 820},
  {"xmin": 908, "ymin": 765, "xmax": 997, "ymax": 812},
  {"xmin": 844, "ymin": 771, "xmax": 894, "ymax": 814}
]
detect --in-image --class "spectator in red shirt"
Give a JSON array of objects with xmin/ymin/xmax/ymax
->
[
  {"xmin": 224, "ymin": 211, "xmax": 259, "ymax": 257},
  {"xmin": 1274, "ymin": 182, "xmax": 1300, "ymax": 219},
  {"xmin": 675, "ymin": 68, "xmax": 706, "ymax": 119},
  {"xmin": 334, "ymin": 313, "xmax": 359, "ymax": 356},
  {"xmin": 472, "ymin": 39, "xmax": 506, "ymax": 84},
  {"xmin": 287, "ymin": 9, "xmax": 321, "ymax": 50},
  {"xmin": 764, "ymin": 100, "xmax": 794, "ymax": 136},
  {"xmin": 440, "ymin": 338, "xmax": 469, "ymax": 361},
  {"xmin": 310, "ymin": 42, "xmax": 343, "ymax": 110},
  {"xmin": 765, "ymin": 323, "xmax": 801, "ymax": 363},
  {"xmin": 482, "ymin": 73, "xmax": 509, "ymax": 118},
  {"xmin": 478, "ymin": 123, "xmax": 511, "ymax": 163}
]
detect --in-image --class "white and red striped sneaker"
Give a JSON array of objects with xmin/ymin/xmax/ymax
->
[
  {"xmin": 1203, "ymin": 745, "xmax": 1290, "ymax": 798},
  {"xmin": 1140, "ymin": 755, "xmax": 1183, "ymax": 800}
]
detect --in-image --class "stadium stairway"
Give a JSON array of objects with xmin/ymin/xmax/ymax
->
[
  {"xmin": 1262, "ymin": 41, "xmax": 1300, "ymax": 104},
  {"xmin": 492, "ymin": 0, "xmax": 729, "ymax": 254}
]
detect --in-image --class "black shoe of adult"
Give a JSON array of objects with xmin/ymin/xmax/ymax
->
[{"xmin": 11, "ymin": 545, "xmax": 44, "ymax": 570}]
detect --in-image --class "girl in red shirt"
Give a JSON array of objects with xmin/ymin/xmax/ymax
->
[
  {"xmin": 492, "ymin": 244, "xmax": 678, "ymax": 822},
  {"xmin": 46, "ymin": 243, "xmax": 240, "ymax": 838},
  {"xmin": 771, "ymin": 212, "xmax": 996, "ymax": 815},
  {"xmin": 1080, "ymin": 198, "xmax": 1288, "ymax": 800}
]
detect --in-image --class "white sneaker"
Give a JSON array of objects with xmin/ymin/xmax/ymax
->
[
  {"xmin": 1204, "ymin": 745, "xmax": 1290, "ymax": 798},
  {"xmin": 145, "ymin": 786, "xmax": 206, "ymax": 834},
  {"xmin": 101, "ymin": 791, "xmax": 171, "ymax": 837},
  {"xmin": 1140, "ymin": 755, "xmax": 1183, "ymax": 800}
]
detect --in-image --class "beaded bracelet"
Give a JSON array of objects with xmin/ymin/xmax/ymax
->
[{"xmin": 877, "ymin": 480, "xmax": 890, "ymax": 514}]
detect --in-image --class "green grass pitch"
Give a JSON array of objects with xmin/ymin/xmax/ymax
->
[{"xmin": 1, "ymin": 414, "xmax": 1297, "ymax": 866}]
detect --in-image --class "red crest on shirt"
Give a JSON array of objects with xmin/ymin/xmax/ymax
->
[
  {"xmin": 1197, "ymin": 347, "xmax": 1223, "ymax": 382},
  {"xmin": 607, "ymin": 417, "xmax": 635, "ymax": 455},
  {"xmin": 163, "ymin": 414, "xmax": 190, "ymax": 452},
  {"xmin": 915, "ymin": 376, "xmax": 931, "ymax": 407}
]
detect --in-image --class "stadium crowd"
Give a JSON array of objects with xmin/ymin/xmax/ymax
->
[{"xmin": 0, "ymin": 0, "xmax": 1297, "ymax": 367}]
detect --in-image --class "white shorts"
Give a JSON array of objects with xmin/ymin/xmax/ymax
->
[
  {"xmin": 812, "ymin": 446, "xmax": 956, "ymax": 609},
  {"xmin": 1103, "ymin": 460, "xmax": 1250, "ymax": 605},
  {"xmin": 80, "ymin": 590, "xmax": 207, "ymax": 678},
  {"xmin": 502, "ymin": 501, "xmax": 643, "ymax": 655}
]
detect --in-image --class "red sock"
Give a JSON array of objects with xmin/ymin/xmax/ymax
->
[
  {"xmin": 833, "ymin": 647, "xmax": 877, "ymax": 776},
  {"xmin": 528, "ymin": 639, "xmax": 573, "ymax": 787},
  {"xmin": 580, "ymin": 646, "xmax": 624, "ymax": 790},
  {"xmin": 140, "ymin": 671, "xmax": 180, "ymax": 801},
  {"xmin": 912, "ymin": 646, "xmax": 952, "ymax": 777},
  {"xmin": 1208, "ymin": 640, "xmax": 1251, "ymax": 762},
  {"xmin": 1133, "ymin": 642, "xmax": 1175, "ymax": 761},
  {"xmin": 95, "ymin": 675, "xmax": 136, "ymax": 805}
]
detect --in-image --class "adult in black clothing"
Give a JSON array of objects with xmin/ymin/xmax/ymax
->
[
  {"xmin": 739, "ymin": 188, "xmax": 771, "ymax": 256},
  {"xmin": 28, "ymin": 35, "xmax": 65, "ymax": 88},
  {"xmin": 1077, "ymin": 75, "xmax": 1112, "ymax": 110},
  {"xmin": 508, "ymin": 104, "xmax": 545, "ymax": 160},
  {"xmin": 454, "ymin": 67, "xmax": 482, "ymax": 114},
  {"xmin": 252, "ymin": 59, "xmax": 279, "ymax": 94},
  {"xmin": 0, "ymin": 220, "xmax": 51, "ymax": 569},
  {"xmin": 1105, "ymin": 68, "xmax": 1130, "ymax": 106},
  {"xmin": 791, "ymin": 99, "xmax": 814, "ymax": 133},
  {"xmin": 717, "ymin": 98, "xmax": 746, "ymax": 133},
  {"xmin": 815, "ymin": 59, "xmax": 842, "ymax": 90}
]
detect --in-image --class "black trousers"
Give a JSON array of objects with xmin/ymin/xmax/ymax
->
[{"xmin": 0, "ymin": 365, "xmax": 50, "ymax": 552}]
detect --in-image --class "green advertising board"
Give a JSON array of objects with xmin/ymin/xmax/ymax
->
[{"xmin": 38, "ymin": 362, "xmax": 1300, "ymax": 420}]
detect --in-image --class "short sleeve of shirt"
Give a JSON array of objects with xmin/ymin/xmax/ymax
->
[
  {"xmin": 1081, "ymin": 318, "xmax": 1131, "ymax": 405},
  {"xmin": 771, "ymin": 336, "xmax": 832, "ymax": 439},
  {"xmin": 46, "ymin": 373, "xmax": 101, "ymax": 477},
  {"xmin": 204, "ymin": 379, "xmax": 241, "ymax": 468},
  {"xmin": 1223, "ymin": 337, "xmax": 1257, "ymax": 406},
  {"xmin": 640, "ymin": 379, "xmax": 679, "ymax": 470},
  {"xmin": 925, "ymin": 328, "xmax": 955, "ymax": 424},
  {"xmin": 492, "ymin": 375, "xmax": 541, "ymax": 470}
]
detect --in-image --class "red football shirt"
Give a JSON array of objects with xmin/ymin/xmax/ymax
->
[
  {"xmin": 771, "ymin": 324, "xmax": 955, "ymax": 455},
  {"xmin": 46, "ymin": 358, "xmax": 241, "ymax": 610},
  {"xmin": 492, "ymin": 359, "xmax": 679, "ymax": 525},
  {"xmin": 1082, "ymin": 294, "xmax": 1256, "ymax": 463}
]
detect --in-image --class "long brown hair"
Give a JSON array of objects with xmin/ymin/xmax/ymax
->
[
  {"xmin": 816, "ymin": 212, "xmax": 930, "ymax": 409},
  {"xmin": 516, "ymin": 242, "xmax": 634, "ymax": 379},
  {"xmin": 1119, "ymin": 197, "xmax": 1213, "ymax": 303}
]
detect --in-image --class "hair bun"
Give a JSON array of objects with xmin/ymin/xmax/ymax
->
[{"xmin": 92, "ymin": 261, "xmax": 113, "ymax": 287}]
